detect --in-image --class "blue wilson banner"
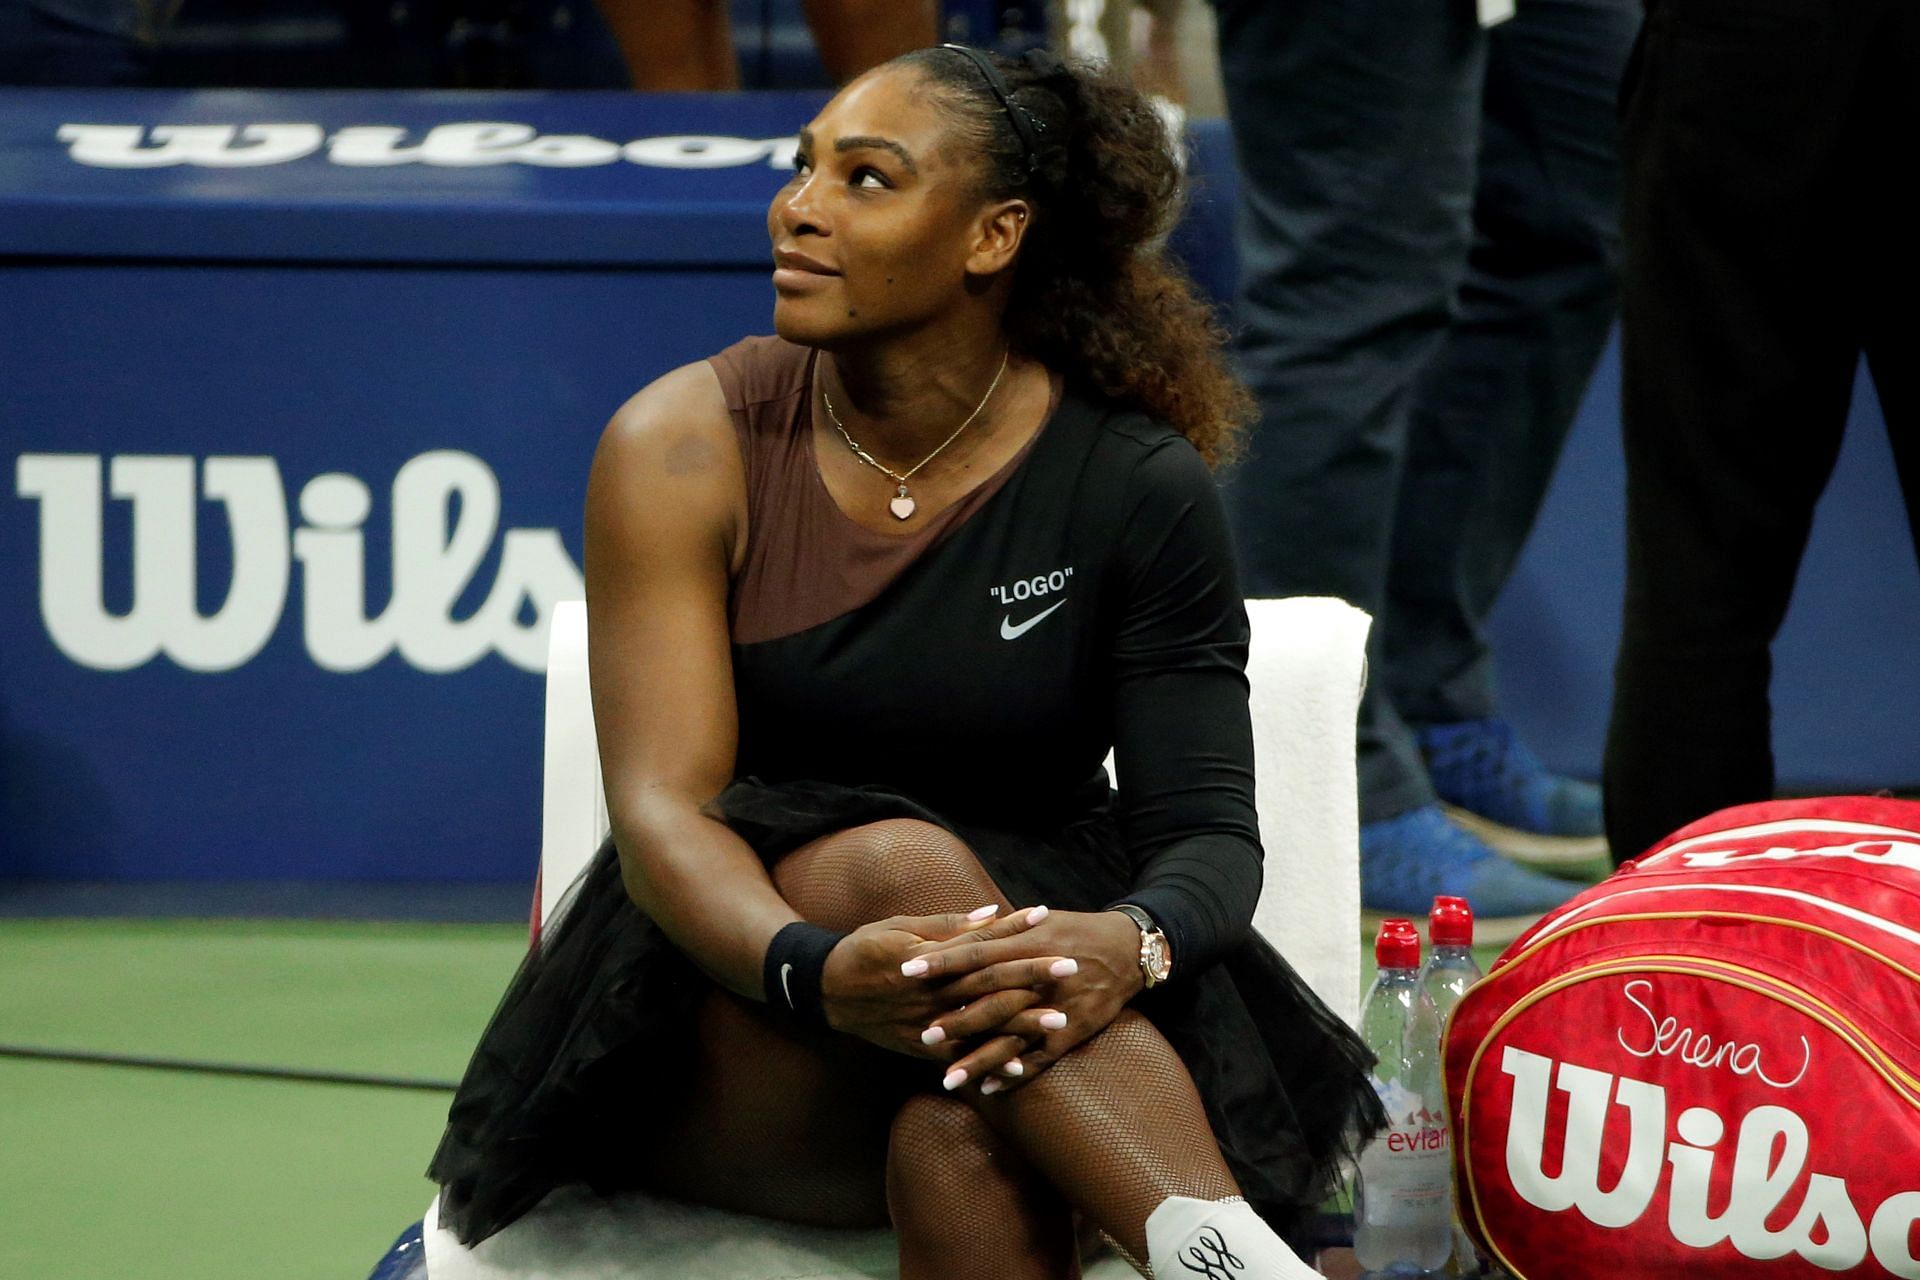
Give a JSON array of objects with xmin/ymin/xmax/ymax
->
[{"xmin": 0, "ymin": 89, "xmax": 1910, "ymax": 883}]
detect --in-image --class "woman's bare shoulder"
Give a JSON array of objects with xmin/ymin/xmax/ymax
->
[
  {"xmin": 594, "ymin": 361, "xmax": 744, "ymax": 498},
  {"xmin": 589, "ymin": 361, "xmax": 745, "ymax": 563},
  {"xmin": 601, "ymin": 360, "xmax": 735, "ymax": 461}
]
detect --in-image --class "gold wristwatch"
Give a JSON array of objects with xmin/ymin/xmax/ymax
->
[{"xmin": 1112, "ymin": 903, "xmax": 1172, "ymax": 988}]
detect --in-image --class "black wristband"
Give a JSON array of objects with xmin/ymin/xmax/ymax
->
[{"xmin": 762, "ymin": 921, "xmax": 846, "ymax": 1030}]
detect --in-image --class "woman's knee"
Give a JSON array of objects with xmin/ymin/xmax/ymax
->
[{"xmin": 772, "ymin": 819, "xmax": 1004, "ymax": 928}]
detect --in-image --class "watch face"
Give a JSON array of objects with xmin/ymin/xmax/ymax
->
[{"xmin": 1144, "ymin": 935, "xmax": 1171, "ymax": 982}]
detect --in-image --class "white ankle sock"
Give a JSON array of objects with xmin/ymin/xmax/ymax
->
[{"xmin": 1144, "ymin": 1195, "xmax": 1320, "ymax": 1279}]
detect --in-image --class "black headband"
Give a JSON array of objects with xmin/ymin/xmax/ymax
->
[{"xmin": 941, "ymin": 43, "xmax": 1045, "ymax": 176}]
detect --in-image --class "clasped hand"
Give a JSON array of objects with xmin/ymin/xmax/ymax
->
[{"xmin": 819, "ymin": 903, "xmax": 1144, "ymax": 1096}]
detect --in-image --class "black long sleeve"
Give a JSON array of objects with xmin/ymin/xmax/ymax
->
[{"xmin": 1104, "ymin": 438, "xmax": 1263, "ymax": 975}]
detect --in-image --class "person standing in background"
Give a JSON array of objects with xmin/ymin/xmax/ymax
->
[
  {"xmin": 1213, "ymin": 0, "xmax": 1640, "ymax": 934},
  {"xmin": 595, "ymin": 0, "xmax": 936, "ymax": 90},
  {"xmin": 1050, "ymin": 0, "xmax": 1193, "ymax": 109},
  {"xmin": 1603, "ymin": 0, "xmax": 1918, "ymax": 861}
]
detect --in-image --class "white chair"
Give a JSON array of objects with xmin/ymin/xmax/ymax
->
[{"xmin": 421, "ymin": 596, "xmax": 1370, "ymax": 1280}]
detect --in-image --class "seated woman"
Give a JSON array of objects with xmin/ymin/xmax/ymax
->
[{"xmin": 429, "ymin": 45, "xmax": 1383, "ymax": 1280}]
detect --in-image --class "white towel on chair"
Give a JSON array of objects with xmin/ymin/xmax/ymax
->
[
  {"xmin": 1244, "ymin": 597, "xmax": 1370, "ymax": 1029},
  {"xmin": 423, "ymin": 1188, "xmax": 897, "ymax": 1280}
]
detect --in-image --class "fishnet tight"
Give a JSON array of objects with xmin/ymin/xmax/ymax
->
[
  {"xmin": 888, "ymin": 1093, "xmax": 1082, "ymax": 1279},
  {"xmin": 976, "ymin": 1009, "xmax": 1241, "ymax": 1268},
  {"xmin": 633, "ymin": 819, "xmax": 1239, "ymax": 1277}
]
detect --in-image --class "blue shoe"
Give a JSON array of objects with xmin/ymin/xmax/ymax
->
[
  {"xmin": 1417, "ymin": 717, "xmax": 1609, "ymax": 867},
  {"xmin": 1361, "ymin": 806, "xmax": 1582, "ymax": 944}
]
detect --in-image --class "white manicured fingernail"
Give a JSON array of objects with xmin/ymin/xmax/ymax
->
[
  {"xmin": 980, "ymin": 1078, "xmax": 1003, "ymax": 1095},
  {"xmin": 1025, "ymin": 905, "xmax": 1049, "ymax": 926},
  {"xmin": 1048, "ymin": 958, "xmax": 1078, "ymax": 978},
  {"xmin": 943, "ymin": 1067, "xmax": 968, "ymax": 1091},
  {"xmin": 921, "ymin": 1025, "xmax": 946, "ymax": 1046},
  {"xmin": 1039, "ymin": 1010, "xmax": 1068, "ymax": 1030},
  {"xmin": 900, "ymin": 958, "xmax": 929, "ymax": 977},
  {"xmin": 1004, "ymin": 1059, "xmax": 1024, "ymax": 1077},
  {"xmin": 968, "ymin": 904, "xmax": 999, "ymax": 921}
]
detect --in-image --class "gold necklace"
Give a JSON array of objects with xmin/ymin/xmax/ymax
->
[{"xmin": 820, "ymin": 349, "xmax": 1010, "ymax": 521}]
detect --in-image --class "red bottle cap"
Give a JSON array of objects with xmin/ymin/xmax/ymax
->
[
  {"xmin": 1374, "ymin": 918, "xmax": 1422, "ymax": 970},
  {"xmin": 1430, "ymin": 895, "xmax": 1474, "ymax": 947}
]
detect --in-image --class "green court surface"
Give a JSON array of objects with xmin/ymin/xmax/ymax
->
[{"xmin": 0, "ymin": 919, "xmax": 527, "ymax": 1280}]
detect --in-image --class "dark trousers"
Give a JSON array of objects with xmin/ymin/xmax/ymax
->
[
  {"xmin": 1215, "ymin": 0, "xmax": 1640, "ymax": 824},
  {"xmin": 1602, "ymin": 0, "xmax": 1920, "ymax": 859}
]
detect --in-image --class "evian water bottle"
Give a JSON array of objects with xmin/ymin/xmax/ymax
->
[
  {"xmin": 1419, "ymin": 896, "xmax": 1484, "ymax": 1028},
  {"xmin": 1419, "ymin": 896, "xmax": 1495, "ymax": 1277},
  {"xmin": 1354, "ymin": 918, "xmax": 1452, "ymax": 1275}
]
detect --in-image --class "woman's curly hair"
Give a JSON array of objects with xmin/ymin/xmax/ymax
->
[{"xmin": 901, "ymin": 46, "xmax": 1254, "ymax": 468}]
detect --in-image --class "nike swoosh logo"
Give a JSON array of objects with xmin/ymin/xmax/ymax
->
[
  {"xmin": 779, "ymin": 962, "xmax": 795, "ymax": 1008},
  {"xmin": 1000, "ymin": 599, "xmax": 1067, "ymax": 640}
]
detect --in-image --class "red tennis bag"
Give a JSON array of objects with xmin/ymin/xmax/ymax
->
[{"xmin": 1443, "ymin": 797, "xmax": 1920, "ymax": 1279}]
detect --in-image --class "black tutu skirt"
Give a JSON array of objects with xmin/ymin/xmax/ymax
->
[{"xmin": 428, "ymin": 779, "xmax": 1385, "ymax": 1247}]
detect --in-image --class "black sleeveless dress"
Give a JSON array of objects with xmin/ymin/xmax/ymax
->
[{"xmin": 428, "ymin": 339, "xmax": 1384, "ymax": 1247}]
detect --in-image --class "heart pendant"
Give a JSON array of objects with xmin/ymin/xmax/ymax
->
[{"xmin": 888, "ymin": 493, "xmax": 917, "ymax": 520}]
